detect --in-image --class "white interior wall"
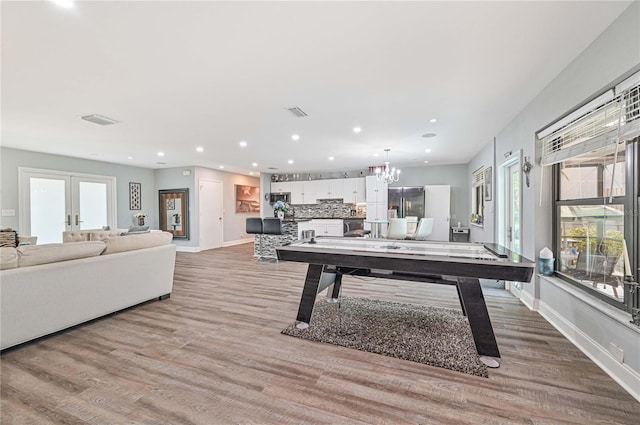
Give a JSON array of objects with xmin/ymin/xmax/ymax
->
[{"xmin": 468, "ymin": 2, "xmax": 640, "ymax": 400}]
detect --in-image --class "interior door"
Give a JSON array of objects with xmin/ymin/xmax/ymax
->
[
  {"xmin": 199, "ymin": 179, "xmax": 223, "ymax": 250},
  {"xmin": 424, "ymin": 185, "xmax": 450, "ymax": 241},
  {"xmin": 20, "ymin": 168, "xmax": 115, "ymax": 244}
]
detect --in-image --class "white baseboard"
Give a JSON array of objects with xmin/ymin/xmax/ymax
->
[
  {"xmin": 222, "ymin": 239, "xmax": 253, "ymax": 247},
  {"xmin": 537, "ymin": 299, "xmax": 640, "ymax": 402},
  {"xmin": 175, "ymin": 246, "xmax": 200, "ymax": 253},
  {"xmin": 520, "ymin": 289, "xmax": 539, "ymax": 311}
]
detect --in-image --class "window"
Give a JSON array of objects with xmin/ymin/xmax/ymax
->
[{"xmin": 542, "ymin": 69, "xmax": 639, "ymax": 311}]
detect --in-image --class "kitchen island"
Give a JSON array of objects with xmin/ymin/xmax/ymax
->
[
  {"xmin": 254, "ymin": 216, "xmax": 366, "ymax": 259},
  {"xmin": 255, "ymin": 219, "xmax": 309, "ymax": 259}
]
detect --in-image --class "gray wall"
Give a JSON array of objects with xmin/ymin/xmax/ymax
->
[
  {"xmin": 154, "ymin": 167, "xmax": 197, "ymax": 248},
  {"xmin": 389, "ymin": 164, "xmax": 469, "ymax": 226},
  {"xmin": 0, "ymin": 147, "xmax": 155, "ymax": 230},
  {"xmin": 467, "ymin": 2, "xmax": 640, "ymax": 398},
  {"xmin": 195, "ymin": 167, "xmax": 260, "ymax": 245}
]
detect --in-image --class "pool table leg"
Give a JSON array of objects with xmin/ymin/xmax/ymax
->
[
  {"xmin": 456, "ymin": 277, "xmax": 501, "ymax": 359},
  {"xmin": 295, "ymin": 264, "xmax": 324, "ymax": 328},
  {"xmin": 330, "ymin": 273, "xmax": 342, "ymax": 299}
]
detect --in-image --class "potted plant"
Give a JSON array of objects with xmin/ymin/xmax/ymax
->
[
  {"xmin": 273, "ymin": 201, "xmax": 289, "ymax": 219},
  {"xmin": 134, "ymin": 213, "xmax": 147, "ymax": 226}
]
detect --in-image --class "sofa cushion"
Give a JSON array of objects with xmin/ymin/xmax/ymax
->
[
  {"xmin": 88, "ymin": 230, "xmax": 121, "ymax": 242},
  {"xmin": 0, "ymin": 247, "xmax": 19, "ymax": 270},
  {"xmin": 18, "ymin": 241, "xmax": 106, "ymax": 268},
  {"xmin": 62, "ymin": 231, "xmax": 90, "ymax": 243},
  {"xmin": 103, "ymin": 232, "xmax": 173, "ymax": 255}
]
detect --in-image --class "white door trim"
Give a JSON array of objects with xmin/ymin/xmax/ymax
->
[{"xmin": 19, "ymin": 167, "xmax": 117, "ymax": 236}]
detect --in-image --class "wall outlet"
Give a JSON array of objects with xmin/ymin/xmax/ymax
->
[
  {"xmin": 183, "ymin": 170, "xmax": 191, "ymax": 176},
  {"xmin": 1, "ymin": 209, "xmax": 16, "ymax": 217},
  {"xmin": 608, "ymin": 342, "xmax": 624, "ymax": 363}
]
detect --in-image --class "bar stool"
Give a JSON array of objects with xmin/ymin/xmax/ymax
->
[
  {"xmin": 246, "ymin": 218, "xmax": 263, "ymax": 259},
  {"xmin": 263, "ymin": 218, "xmax": 282, "ymax": 261}
]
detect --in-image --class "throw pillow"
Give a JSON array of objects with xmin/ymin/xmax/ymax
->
[
  {"xmin": 128, "ymin": 225, "xmax": 149, "ymax": 232},
  {"xmin": 0, "ymin": 229, "xmax": 18, "ymax": 248},
  {"xmin": 120, "ymin": 230, "xmax": 151, "ymax": 236}
]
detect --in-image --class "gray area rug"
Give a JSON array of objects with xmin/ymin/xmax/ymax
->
[{"xmin": 282, "ymin": 297, "xmax": 488, "ymax": 378}]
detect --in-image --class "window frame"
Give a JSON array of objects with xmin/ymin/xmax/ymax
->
[{"xmin": 552, "ymin": 140, "xmax": 637, "ymax": 312}]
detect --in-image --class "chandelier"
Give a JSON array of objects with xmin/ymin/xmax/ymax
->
[{"xmin": 375, "ymin": 149, "xmax": 400, "ymax": 184}]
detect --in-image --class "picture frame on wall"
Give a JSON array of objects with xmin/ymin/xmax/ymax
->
[
  {"xmin": 129, "ymin": 182, "xmax": 142, "ymax": 210},
  {"xmin": 484, "ymin": 167, "xmax": 492, "ymax": 201},
  {"xmin": 235, "ymin": 185, "xmax": 260, "ymax": 213}
]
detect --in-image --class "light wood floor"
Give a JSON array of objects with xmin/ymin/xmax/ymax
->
[{"xmin": 1, "ymin": 243, "xmax": 638, "ymax": 424}]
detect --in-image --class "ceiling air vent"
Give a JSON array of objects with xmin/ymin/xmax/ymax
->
[
  {"xmin": 267, "ymin": 167, "xmax": 279, "ymax": 170},
  {"xmin": 286, "ymin": 106, "xmax": 307, "ymax": 118},
  {"xmin": 81, "ymin": 114, "xmax": 119, "ymax": 125}
]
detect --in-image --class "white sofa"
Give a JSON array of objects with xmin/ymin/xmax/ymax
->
[{"xmin": 0, "ymin": 232, "xmax": 177, "ymax": 350}]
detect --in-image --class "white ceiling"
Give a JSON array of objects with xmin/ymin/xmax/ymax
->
[{"xmin": 1, "ymin": 1, "xmax": 632, "ymax": 176}]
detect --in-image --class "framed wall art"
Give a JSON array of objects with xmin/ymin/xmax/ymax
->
[
  {"xmin": 235, "ymin": 185, "xmax": 260, "ymax": 213},
  {"xmin": 129, "ymin": 182, "xmax": 142, "ymax": 210}
]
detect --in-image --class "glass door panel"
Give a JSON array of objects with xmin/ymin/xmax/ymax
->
[
  {"xmin": 76, "ymin": 180, "xmax": 108, "ymax": 230},
  {"xmin": 29, "ymin": 177, "xmax": 70, "ymax": 244}
]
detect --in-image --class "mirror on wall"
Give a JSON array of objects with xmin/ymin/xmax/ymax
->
[{"xmin": 159, "ymin": 188, "xmax": 189, "ymax": 240}]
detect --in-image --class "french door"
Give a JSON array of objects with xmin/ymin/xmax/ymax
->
[
  {"xmin": 19, "ymin": 168, "xmax": 116, "ymax": 244},
  {"xmin": 498, "ymin": 153, "xmax": 523, "ymax": 293}
]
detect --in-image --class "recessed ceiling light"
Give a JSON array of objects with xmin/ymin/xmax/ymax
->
[
  {"xmin": 50, "ymin": 0, "xmax": 74, "ymax": 9},
  {"xmin": 429, "ymin": 118, "xmax": 437, "ymax": 123},
  {"xmin": 196, "ymin": 147, "xmax": 204, "ymax": 153},
  {"xmin": 353, "ymin": 126, "xmax": 362, "ymax": 133},
  {"xmin": 328, "ymin": 156, "xmax": 334, "ymax": 161},
  {"xmin": 219, "ymin": 165, "xmax": 224, "ymax": 169},
  {"xmin": 373, "ymin": 153, "xmax": 379, "ymax": 157},
  {"xmin": 288, "ymin": 160, "xmax": 294, "ymax": 164},
  {"xmin": 292, "ymin": 134, "xmax": 300, "ymax": 141},
  {"xmin": 157, "ymin": 152, "xmax": 165, "ymax": 157},
  {"xmin": 421, "ymin": 133, "xmax": 437, "ymax": 138},
  {"xmin": 424, "ymin": 160, "xmax": 429, "ymax": 164},
  {"xmin": 127, "ymin": 156, "xmax": 133, "ymax": 160},
  {"xmin": 425, "ymin": 149, "xmax": 431, "ymax": 153},
  {"xmin": 252, "ymin": 162, "xmax": 258, "ymax": 167},
  {"xmin": 239, "ymin": 140, "xmax": 247, "ymax": 147},
  {"xmin": 249, "ymin": 172, "xmax": 254, "ymax": 175}
]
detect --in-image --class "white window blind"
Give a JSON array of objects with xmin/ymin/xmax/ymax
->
[
  {"xmin": 472, "ymin": 167, "xmax": 484, "ymax": 186},
  {"xmin": 539, "ymin": 71, "xmax": 640, "ymax": 166}
]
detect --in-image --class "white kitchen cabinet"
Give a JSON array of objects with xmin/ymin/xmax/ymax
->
[
  {"xmin": 310, "ymin": 219, "xmax": 343, "ymax": 237},
  {"xmin": 290, "ymin": 181, "xmax": 305, "ymax": 204},
  {"xmin": 328, "ymin": 179, "xmax": 344, "ymax": 200},
  {"xmin": 271, "ymin": 182, "xmax": 291, "ymax": 194},
  {"xmin": 365, "ymin": 176, "xmax": 388, "ymax": 204},
  {"xmin": 366, "ymin": 202, "xmax": 388, "ymax": 222},
  {"xmin": 304, "ymin": 180, "xmax": 323, "ymax": 203},
  {"xmin": 297, "ymin": 220, "xmax": 313, "ymax": 239},
  {"xmin": 343, "ymin": 177, "xmax": 366, "ymax": 203}
]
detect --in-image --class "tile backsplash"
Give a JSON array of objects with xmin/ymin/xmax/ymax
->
[{"xmin": 292, "ymin": 199, "xmax": 364, "ymax": 218}]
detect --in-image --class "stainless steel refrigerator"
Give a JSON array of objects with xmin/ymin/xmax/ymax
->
[{"xmin": 388, "ymin": 186, "xmax": 425, "ymax": 218}]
